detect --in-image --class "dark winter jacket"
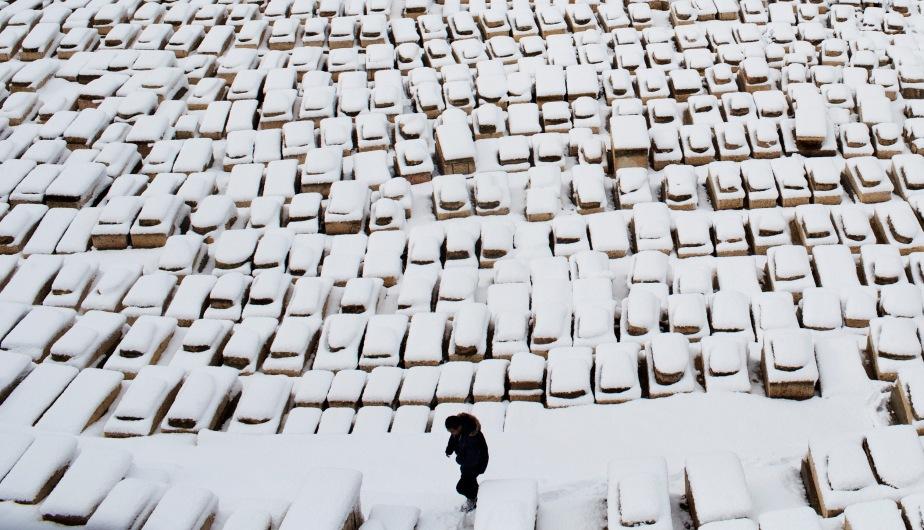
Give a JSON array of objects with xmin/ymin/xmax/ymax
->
[{"xmin": 445, "ymin": 413, "xmax": 489, "ymax": 475}]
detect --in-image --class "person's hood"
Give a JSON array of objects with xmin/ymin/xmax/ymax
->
[{"xmin": 457, "ymin": 412, "xmax": 481, "ymax": 435}]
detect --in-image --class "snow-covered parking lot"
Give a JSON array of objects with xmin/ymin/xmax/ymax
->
[{"xmin": 2, "ymin": 0, "xmax": 924, "ymax": 526}]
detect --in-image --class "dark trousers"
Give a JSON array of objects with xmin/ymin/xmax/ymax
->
[{"xmin": 456, "ymin": 470, "xmax": 480, "ymax": 501}]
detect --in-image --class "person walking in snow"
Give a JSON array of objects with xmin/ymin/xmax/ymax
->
[{"xmin": 444, "ymin": 412, "xmax": 489, "ymax": 512}]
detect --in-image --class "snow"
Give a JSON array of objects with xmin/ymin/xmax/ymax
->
[
  {"xmin": 594, "ymin": 343, "xmax": 640, "ymax": 401},
  {"xmin": 353, "ymin": 407, "xmax": 394, "ymax": 434},
  {"xmin": 879, "ymin": 284, "xmax": 923, "ymax": 319},
  {"xmin": 39, "ymin": 446, "xmax": 131, "ymax": 524},
  {"xmin": 398, "ymin": 366, "xmax": 441, "ymax": 406},
  {"xmin": 142, "ymin": 485, "xmax": 217, "ymax": 530},
  {"xmin": 85, "ymin": 478, "xmax": 164, "ymax": 530},
  {"xmin": 547, "ymin": 347, "xmax": 593, "ymax": 407},
  {"xmin": 106, "ymin": 315, "xmax": 177, "ymax": 374},
  {"xmin": 811, "ymin": 437, "xmax": 880, "ymax": 513},
  {"xmin": 472, "ymin": 360, "xmax": 508, "ymax": 402},
  {"xmin": 293, "ymin": 370, "xmax": 335, "ymax": 407},
  {"xmin": 766, "ymin": 328, "xmax": 814, "ymax": 371},
  {"xmin": 108, "ymin": 366, "xmax": 180, "ymax": 427},
  {"xmin": 474, "ymin": 479, "xmax": 537, "ymax": 530},
  {"xmin": 608, "ymin": 458, "xmax": 671, "ymax": 530},
  {"xmin": 222, "ymin": 318, "xmax": 276, "ymax": 372},
  {"xmin": 1, "ymin": 306, "xmax": 66, "ymax": 361},
  {"xmin": 270, "ymin": 317, "xmax": 318, "ymax": 357},
  {"xmin": 0, "ymin": 254, "xmax": 61, "ymax": 304},
  {"xmin": 286, "ymin": 277, "xmax": 332, "ymax": 317},
  {"xmin": 873, "ymin": 317, "xmax": 922, "ymax": 360},
  {"xmin": 404, "ymin": 312, "xmax": 448, "ymax": 366},
  {"xmin": 865, "ymin": 425, "xmax": 924, "ymax": 488},
  {"xmin": 362, "ymin": 367, "xmax": 404, "ymax": 406},
  {"xmin": 618, "ymin": 473, "xmax": 662, "ymax": 526},
  {"xmin": 0, "ymin": 363, "xmax": 78, "ymax": 426},
  {"xmin": 0, "ymin": 431, "xmax": 32, "ymax": 483},
  {"xmin": 0, "ymin": 349, "xmax": 31, "ymax": 398},
  {"xmin": 649, "ymin": 334, "xmax": 689, "ymax": 378},
  {"xmin": 35, "ymin": 367, "xmax": 123, "ymax": 434},
  {"xmin": 283, "ymin": 407, "xmax": 323, "ymax": 435},
  {"xmin": 756, "ymin": 507, "xmax": 821, "ymax": 530},
  {"xmin": 340, "ymin": 277, "xmax": 383, "ymax": 315},
  {"xmin": 449, "ymin": 302, "xmax": 489, "ymax": 358},
  {"xmin": 436, "ymin": 361, "xmax": 475, "ymax": 402},
  {"xmin": 279, "ymin": 468, "xmax": 361, "ymax": 530},
  {"xmin": 702, "ymin": 337, "xmax": 749, "ymax": 392},
  {"xmin": 162, "ymin": 366, "xmax": 239, "ymax": 433},
  {"xmin": 794, "ymin": 94, "xmax": 828, "ymax": 141},
  {"xmin": 843, "ymin": 499, "xmax": 905, "ymax": 530},
  {"xmin": 243, "ymin": 270, "xmax": 290, "ymax": 317},
  {"xmin": 121, "ymin": 272, "xmax": 177, "ymax": 317},
  {"xmin": 364, "ymin": 504, "xmax": 420, "ymax": 530},
  {"xmin": 4, "ymin": 2, "xmax": 924, "ymax": 526},
  {"xmin": 685, "ymin": 452, "xmax": 753, "ymax": 525},
  {"xmin": 48, "ymin": 310, "xmax": 124, "ymax": 368},
  {"xmin": 315, "ymin": 313, "xmax": 367, "ymax": 371},
  {"xmin": 0, "ymin": 434, "xmax": 77, "ymax": 504},
  {"xmin": 158, "ymin": 235, "xmax": 205, "ymax": 275},
  {"xmin": 229, "ymin": 374, "xmax": 292, "ymax": 434},
  {"xmin": 327, "ymin": 370, "xmax": 368, "ymax": 408}
]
